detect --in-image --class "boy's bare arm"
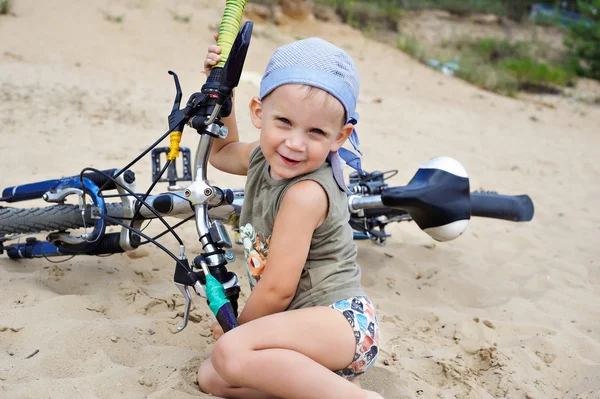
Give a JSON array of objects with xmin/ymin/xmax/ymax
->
[
  {"xmin": 204, "ymin": 36, "xmax": 258, "ymax": 175},
  {"xmin": 209, "ymin": 93, "xmax": 259, "ymax": 176},
  {"xmin": 237, "ymin": 180, "xmax": 328, "ymax": 324}
]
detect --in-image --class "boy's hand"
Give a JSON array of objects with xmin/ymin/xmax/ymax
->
[
  {"xmin": 211, "ymin": 321, "xmax": 225, "ymax": 340},
  {"xmin": 204, "ymin": 32, "xmax": 221, "ymax": 76}
]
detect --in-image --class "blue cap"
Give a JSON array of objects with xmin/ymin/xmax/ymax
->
[{"xmin": 259, "ymin": 38, "xmax": 364, "ymax": 193}]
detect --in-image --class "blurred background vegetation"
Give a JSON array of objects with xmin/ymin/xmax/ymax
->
[
  {"xmin": 309, "ymin": 0, "xmax": 599, "ymax": 96},
  {"xmin": 315, "ymin": 0, "xmax": 582, "ymax": 20},
  {"xmin": 0, "ymin": 0, "xmax": 11, "ymax": 15},
  {"xmin": 248, "ymin": 0, "xmax": 598, "ymax": 98},
  {"xmin": 2, "ymin": 0, "xmax": 597, "ymax": 98}
]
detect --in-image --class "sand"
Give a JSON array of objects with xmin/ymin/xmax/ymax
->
[{"xmin": 1, "ymin": 1, "xmax": 600, "ymax": 398}]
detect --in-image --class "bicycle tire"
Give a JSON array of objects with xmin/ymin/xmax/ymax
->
[{"xmin": 0, "ymin": 203, "xmax": 123, "ymax": 235}]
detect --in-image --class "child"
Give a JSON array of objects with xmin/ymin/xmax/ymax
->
[{"xmin": 197, "ymin": 36, "xmax": 383, "ymax": 399}]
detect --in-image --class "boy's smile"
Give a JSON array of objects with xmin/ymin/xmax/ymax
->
[
  {"xmin": 250, "ymin": 84, "xmax": 354, "ymax": 181},
  {"xmin": 279, "ymin": 154, "xmax": 301, "ymax": 166}
]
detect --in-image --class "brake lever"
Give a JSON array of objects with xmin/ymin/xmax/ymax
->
[
  {"xmin": 173, "ymin": 257, "xmax": 206, "ymax": 332},
  {"xmin": 167, "ymin": 71, "xmax": 187, "ymax": 133}
]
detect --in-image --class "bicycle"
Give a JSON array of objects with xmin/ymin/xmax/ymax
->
[{"xmin": 0, "ymin": 0, "xmax": 534, "ymax": 334}]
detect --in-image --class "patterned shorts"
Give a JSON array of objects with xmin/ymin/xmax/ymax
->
[{"xmin": 329, "ymin": 296, "xmax": 380, "ymax": 380}]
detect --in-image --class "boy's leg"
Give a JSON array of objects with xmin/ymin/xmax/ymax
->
[
  {"xmin": 198, "ymin": 357, "xmax": 360, "ymax": 398},
  {"xmin": 198, "ymin": 306, "xmax": 382, "ymax": 399},
  {"xmin": 198, "ymin": 358, "xmax": 279, "ymax": 399}
]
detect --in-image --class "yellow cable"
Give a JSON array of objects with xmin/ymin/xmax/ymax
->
[{"xmin": 167, "ymin": 131, "xmax": 182, "ymax": 161}]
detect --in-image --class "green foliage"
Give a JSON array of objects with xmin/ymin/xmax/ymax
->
[
  {"xmin": 401, "ymin": 0, "xmax": 508, "ymax": 16},
  {"xmin": 312, "ymin": 0, "xmax": 588, "ymax": 91},
  {"xmin": 0, "ymin": 0, "xmax": 11, "ymax": 15},
  {"xmin": 454, "ymin": 59, "xmax": 519, "ymax": 96},
  {"xmin": 468, "ymin": 37, "xmax": 530, "ymax": 60},
  {"xmin": 313, "ymin": 0, "xmax": 562, "ymax": 20},
  {"xmin": 249, "ymin": 0, "xmax": 278, "ymax": 4},
  {"xmin": 499, "ymin": 57, "xmax": 574, "ymax": 86},
  {"xmin": 335, "ymin": 1, "xmax": 403, "ymax": 31},
  {"xmin": 396, "ymin": 33, "xmax": 426, "ymax": 60},
  {"xmin": 173, "ymin": 14, "xmax": 192, "ymax": 23},
  {"xmin": 398, "ymin": 35, "xmax": 576, "ymax": 95},
  {"xmin": 529, "ymin": 11, "xmax": 564, "ymax": 26},
  {"xmin": 104, "ymin": 13, "xmax": 125, "ymax": 23},
  {"xmin": 566, "ymin": 0, "xmax": 600, "ymax": 79},
  {"xmin": 502, "ymin": 0, "xmax": 539, "ymax": 21},
  {"xmin": 464, "ymin": 38, "xmax": 576, "ymax": 91},
  {"xmin": 315, "ymin": 0, "xmax": 505, "ymax": 18}
]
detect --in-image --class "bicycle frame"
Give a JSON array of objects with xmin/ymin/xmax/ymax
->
[
  {"xmin": 0, "ymin": 96, "xmax": 244, "ymax": 332},
  {"xmin": 0, "ymin": 155, "xmax": 536, "ymax": 256},
  {"xmin": 2, "ymin": 2, "xmax": 253, "ymax": 333},
  {"xmin": 0, "ymin": 0, "xmax": 536, "ymax": 333},
  {"xmin": 0, "ymin": 129, "xmax": 536, "ymax": 332}
]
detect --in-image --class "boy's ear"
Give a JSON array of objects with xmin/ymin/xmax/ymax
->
[
  {"xmin": 249, "ymin": 96, "xmax": 263, "ymax": 129},
  {"xmin": 330, "ymin": 123, "xmax": 354, "ymax": 152}
]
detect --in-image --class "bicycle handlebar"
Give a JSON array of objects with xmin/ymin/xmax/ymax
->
[
  {"xmin": 348, "ymin": 194, "xmax": 384, "ymax": 212},
  {"xmin": 215, "ymin": 0, "xmax": 248, "ymax": 69},
  {"xmin": 178, "ymin": 1, "xmax": 249, "ymax": 334},
  {"xmin": 470, "ymin": 192, "xmax": 534, "ymax": 222}
]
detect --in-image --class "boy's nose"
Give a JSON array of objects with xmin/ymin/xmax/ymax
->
[{"xmin": 285, "ymin": 130, "xmax": 306, "ymax": 152}]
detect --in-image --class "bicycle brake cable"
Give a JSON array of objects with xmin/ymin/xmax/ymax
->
[
  {"xmin": 76, "ymin": 0, "xmax": 252, "ymax": 334},
  {"xmin": 78, "ymin": 168, "xmax": 187, "ymax": 250}
]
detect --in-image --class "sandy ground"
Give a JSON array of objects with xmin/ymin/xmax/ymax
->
[{"xmin": 1, "ymin": 1, "xmax": 600, "ymax": 398}]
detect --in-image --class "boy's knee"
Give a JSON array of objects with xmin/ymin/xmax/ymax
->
[
  {"xmin": 211, "ymin": 336, "xmax": 246, "ymax": 384},
  {"xmin": 197, "ymin": 359, "xmax": 212, "ymax": 393},
  {"xmin": 197, "ymin": 358, "xmax": 225, "ymax": 395}
]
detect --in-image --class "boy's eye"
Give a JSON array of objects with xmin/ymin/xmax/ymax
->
[
  {"xmin": 311, "ymin": 128, "xmax": 325, "ymax": 135},
  {"xmin": 277, "ymin": 117, "xmax": 291, "ymax": 125}
]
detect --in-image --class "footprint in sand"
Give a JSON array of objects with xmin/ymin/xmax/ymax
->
[
  {"xmin": 361, "ymin": 366, "xmax": 414, "ymax": 398},
  {"xmin": 126, "ymin": 248, "xmax": 150, "ymax": 259}
]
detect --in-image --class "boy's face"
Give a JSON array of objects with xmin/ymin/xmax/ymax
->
[{"xmin": 250, "ymin": 84, "xmax": 353, "ymax": 181}]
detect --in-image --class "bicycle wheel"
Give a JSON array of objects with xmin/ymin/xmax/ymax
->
[{"xmin": 0, "ymin": 203, "xmax": 123, "ymax": 235}]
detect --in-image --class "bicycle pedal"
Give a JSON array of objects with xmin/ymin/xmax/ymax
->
[{"xmin": 151, "ymin": 147, "xmax": 193, "ymax": 189}]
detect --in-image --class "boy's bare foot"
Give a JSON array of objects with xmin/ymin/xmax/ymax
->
[{"xmin": 362, "ymin": 389, "xmax": 384, "ymax": 399}]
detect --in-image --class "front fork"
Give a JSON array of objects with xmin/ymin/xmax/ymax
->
[
  {"xmin": 173, "ymin": 196, "xmax": 241, "ymax": 332},
  {"xmin": 169, "ymin": 118, "xmax": 240, "ymax": 332},
  {"xmin": 165, "ymin": 15, "xmax": 253, "ymax": 330}
]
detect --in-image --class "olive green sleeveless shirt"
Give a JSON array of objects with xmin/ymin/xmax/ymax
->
[{"xmin": 239, "ymin": 147, "xmax": 366, "ymax": 310}]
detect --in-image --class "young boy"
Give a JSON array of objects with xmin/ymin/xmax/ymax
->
[{"xmin": 197, "ymin": 36, "xmax": 384, "ymax": 399}]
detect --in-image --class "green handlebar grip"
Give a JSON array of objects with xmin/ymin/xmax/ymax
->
[
  {"xmin": 216, "ymin": 0, "xmax": 248, "ymax": 69},
  {"xmin": 206, "ymin": 273, "xmax": 239, "ymax": 331},
  {"xmin": 205, "ymin": 273, "xmax": 230, "ymax": 316}
]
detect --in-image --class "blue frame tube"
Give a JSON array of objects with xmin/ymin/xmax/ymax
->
[
  {"xmin": 5, "ymin": 240, "xmax": 78, "ymax": 259},
  {"xmin": 1, "ymin": 179, "xmax": 65, "ymax": 202}
]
